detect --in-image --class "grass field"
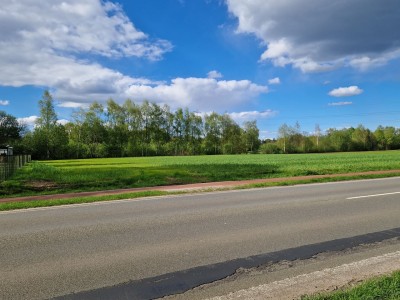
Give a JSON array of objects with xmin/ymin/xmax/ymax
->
[{"xmin": 1, "ymin": 150, "xmax": 400, "ymax": 197}]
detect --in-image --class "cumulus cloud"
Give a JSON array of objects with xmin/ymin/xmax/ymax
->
[
  {"xmin": 0, "ymin": 0, "xmax": 172, "ymax": 60},
  {"xmin": 0, "ymin": 0, "xmax": 266, "ymax": 112},
  {"xmin": 227, "ymin": 0, "xmax": 400, "ymax": 72},
  {"xmin": 57, "ymin": 102, "xmax": 88, "ymax": 109},
  {"xmin": 125, "ymin": 77, "xmax": 268, "ymax": 111},
  {"xmin": 57, "ymin": 119, "xmax": 70, "ymax": 125},
  {"xmin": 328, "ymin": 86, "xmax": 363, "ymax": 97},
  {"xmin": 17, "ymin": 116, "xmax": 69, "ymax": 127},
  {"xmin": 328, "ymin": 101, "xmax": 353, "ymax": 106},
  {"xmin": 0, "ymin": 1, "xmax": 170, "ymax": 102},
  {"xmin": 0, "ymin": 100, "xmax": 9, "ymax": 106},
  {"xmin": 268, "ymin": 77, "xmax": 280, "ymax": 85},
  {"xmin": 228, "ymin": 110, "xmax": 277, "ymax": 121},
  {"xmin": 207, "ymin": 70, "xmax": 223, "ymax": 79},
  {"xmin": 17, "ymin": 116, "xmax": 38, "ymax": 127}
]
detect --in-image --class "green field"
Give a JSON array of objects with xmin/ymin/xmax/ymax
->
[{"xmin": 2, "ymin": 151, "xmax": 400, "ymax": 197}]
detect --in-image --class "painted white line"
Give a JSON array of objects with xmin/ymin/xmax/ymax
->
[{"xmin": 347, "ymin": 191, "xmax": 400, "ymax": 200}]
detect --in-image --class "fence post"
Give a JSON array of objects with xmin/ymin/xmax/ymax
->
[{"xmin": 0, "ymin": 155, "xmax": 32, "ymax": 182}]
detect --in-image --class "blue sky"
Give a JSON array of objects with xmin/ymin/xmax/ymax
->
[{"xmin": 1, "ymin": 0, "xmax": 400, "ymax": 138}]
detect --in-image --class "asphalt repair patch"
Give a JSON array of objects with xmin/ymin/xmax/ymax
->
[{"xmin": 54, "ymin": 227, "xmax": 400, "ymax": 300}]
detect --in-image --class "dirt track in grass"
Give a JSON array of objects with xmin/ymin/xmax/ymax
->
[{"xmin": 1, "ymin": 169, "xmax": 400, "ymax": 204}]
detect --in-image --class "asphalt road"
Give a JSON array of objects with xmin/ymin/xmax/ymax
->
[{"xmin": 1, "ymin": 177, "xmax": 400, "ymax": 299}]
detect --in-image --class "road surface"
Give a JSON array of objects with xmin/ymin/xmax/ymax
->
[{"xmin": 1, "ymin": 177, "xmax": 400, "ymax": 299}]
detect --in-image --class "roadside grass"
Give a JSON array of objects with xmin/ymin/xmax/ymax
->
[
  {"xmin": 0, "ymin": 190, "xmax": 173, "ymax": 211},
  {"xmin": 1, "ymin": 150, "xmax": 400, "ymax": 198},
  {"xmin": 302, "ymin": 270, "xmax": 400, "ymax": 300},
  {"xmin": 2, "ymin": 171, "xmax": 400, "ymax": 211},
  {"xmin": 238, "ymin": 172, "xmax": 400, "ymax": 189}
]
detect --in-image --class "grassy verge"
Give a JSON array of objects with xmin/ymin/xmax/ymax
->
[
  {"xmin": 302, "ymin": 270, "xmax": 400, "ymax": 300},
  {"xmin": 2, "ymin": 172, "xmax": 400, "ymax": 211},
  {"xmin": 0, "ymin": 190, "xmax": 175, "ymax": 211},
  {"xmin": 238, "ymin": 172, "xmax": 400, "ymax": 190}
]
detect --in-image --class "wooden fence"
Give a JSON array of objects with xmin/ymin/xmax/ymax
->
[{"xmin": 0, "ymin": 155, "xmax": 31, "ymax": 182}]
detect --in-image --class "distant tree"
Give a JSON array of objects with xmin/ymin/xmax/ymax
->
[
  {"xmin": 259, "ymin": 142, "xmax": 281, "ymax": 154},
  {"xmin": 374, "ymin": 126, "xmax": 386, "ymax": 150},
  {"xmin": 351, "ymin": 125, "xmax": 374, "ymax": 151},
  {"xmin": 106, "ymin": 99, "xmax": 128, "ymax": 157},
  {"xmin": 220, "ymin": 114, "xmax": 245, "ymax": 154},
  {"xmin": 204, "ymin": 112, "xmax": 223, "ymax": 154},
  {"xmin": 36, "ymin": 91, "xmax": 58, "ymax": 129},
  {"xmin": 383, "ymin": 126, "xmax": 397, "ymax": 150},
  {"xmin": 243, "ymin": 120, "xmax": 260, "ymax": 153},
  {"xmin": 34, "ymin": 90, "xmax": 68, "ymax": 159},
  {"xmin": 0, "ymin": 111, "xmax": 24, "ymax": 146},
  {"xmin": 325, "ymin": 128, "xmax": 352, "ymax": 152},
  {"xmin": 183, "ymin": 109, "xmax": 203, "ymax": 155},
  {"xmin": 81, "ymin": 102, "xmax": 107, "ymax": 158},
  {"xmin": 315, "ymin": 124, "xmax": 321, "ymax": 149},
  {"xmin": 278, "ymin": 123, "xmax": 290, "ymax": 153}
]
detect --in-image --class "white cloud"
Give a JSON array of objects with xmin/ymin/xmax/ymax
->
[
  {"xmin": 328, "ymin": 86, "xmax": 363, "ymax": 97},
  {"xmin": 57, "ymin": 102, "xmax": 88, "ymax": 109},
  {"xmin": 57, "ymin": 119, "xmax": 70, "ymax": 125},
  {"xmin": 268, "ymin": 77, "xmax": 280, "ymax": 85},
  {"xmin": 328, "ymin": 101, "xmax": 353, "ymax": 106},
  {"xmin": 0, "ymin": 0, "xmax": 172, "ymax": 60},
  {"xmin": 207, "ymin": 70, "xmax": 223, "ymax": 79},
  {"xmin": 17, "ymin": 116, "xmax": 38, "ymax": 127},
  {"xmin": 0, "ymin": 0, "xmax": 171, "ymax": 104},
  {"xmin": 261, "ymin": 39, "xmax": 291, "ymax": 61},
  {"xmin": 17, "ymin": 116, "xmax": 69, "ymax": 127},
  {"xmin": 125, "ymin": 77, "xmax": 268, "ymax": 111},
  {"xmin": 227, "ymin": 0, "xmax": 400, "ymax": 72},
  {"xmin": 0, "ymin": 100, "xmax": 9, "ymax": 106},
  {"xmin": 228, "ymin": 110, "xmax": 277, "ymax": 121},
  {"xmin": 0, "ymin": 0, "xmax": 266, "ymax": 112}
]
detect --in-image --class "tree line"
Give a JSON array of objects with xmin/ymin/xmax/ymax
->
[
  {"xmin": 1, "ymin": 91, "xmax": 260, "ymax": 159},
  {"xmin": 261, "ymin": 122, "xmax": 400, "ymax": 154},
  {"xmin": 1, "ymin": 91, "xmax": 400, "ymax": 159}
]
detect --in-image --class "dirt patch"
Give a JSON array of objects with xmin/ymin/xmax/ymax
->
[{"xmin": 25, "ymin": 181, "xmax": 59, "ymax": 190}]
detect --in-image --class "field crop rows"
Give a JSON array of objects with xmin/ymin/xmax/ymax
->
[{"xmin": 2, "ymin": 151, "xmax": 400, "ymax": 197}]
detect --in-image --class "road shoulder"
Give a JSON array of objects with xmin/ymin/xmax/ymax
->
[{"xmin": 165, "ymin": 238, "xmax": 400, "ymax": 300}]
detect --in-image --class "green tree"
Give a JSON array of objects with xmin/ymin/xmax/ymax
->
[
  {"xmin": 204, "ymin": 112, "xmax": 223, "ymax": 154},
  {"xmin": 374, "ymin": 126, "xmax": 386, "ymax": 150},
  {"xmin": 383, "ymin": 126, "xmax": 397, "ymax": 150},
  {"xmin": 81, "ymin": 102, "xmax": 107, "ymax": 158},
  {"xmin": 32, "ymin": 91, "xmax": 68, "ymax": 159},
  {"xmin": 172, "ymin": 108, "xmax": 185, "ymax": 155},
  {"xmin": 106, "ymin": 99, "xmax": 128, "ymax": 157},
  {"xmin": 0, "ymin": 111, "xmax": 24, "ymax": 146},
  {"xmin": 325, "ymin": 128, "xmax": 352, "ymax": 152},
  {"xmin": 35, "ymin": 91, "xmax": 58, "ymax": 159},
  {"xmin": 351, "ymin": 125, "xmax": 374, "ymax": 151},
  {"xmin": 220, "ymin": 114, "xmax": 245, "ymax": 154},
  {"xmin": 243, "ymin": 120, "xmax": 260, "ymax": 153},
  {"xmin": 278, "ymin": 123, "xmax": 290, "ymax": 153}
]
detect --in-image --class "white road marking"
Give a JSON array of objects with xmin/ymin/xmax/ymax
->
[{"xmin": 347, "ymin": 191, "xmax": 400, "ymax": 200}]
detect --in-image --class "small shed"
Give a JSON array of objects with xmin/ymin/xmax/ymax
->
[{"xmin": 0, "ymin": 146, "xmax": 13, "ymax": 156}]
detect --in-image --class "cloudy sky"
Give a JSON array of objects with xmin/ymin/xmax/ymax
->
[{"xmin": 1, "ymin": 0, "xmax": 400, "ymax": 138}]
